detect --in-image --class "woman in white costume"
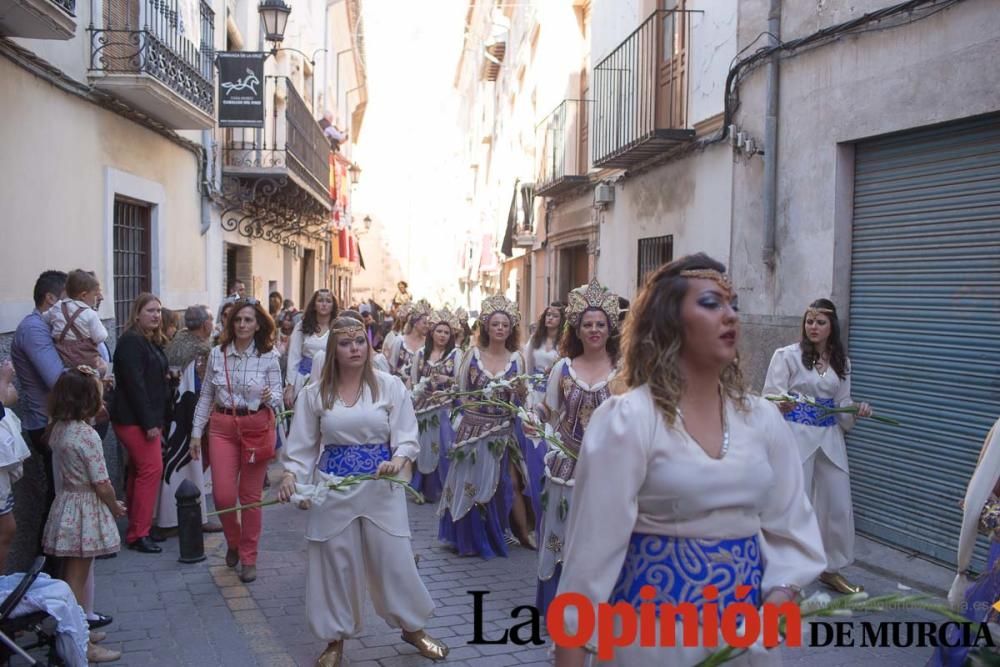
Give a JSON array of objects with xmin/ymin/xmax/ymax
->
[
  {"xmin": 555, "ymin": 254, "xmax": 825, "ymax": 667},
  {"xmin": 929, "ymin": 415, "xmax": 1000, "ymax": 667},
  {"xmin": 283, "ymin": 289, "xmax": 337, "ymax": 408},
  {"xmin": 278, "ymin": 316, "xmax": 448, "ymax": 667},
  {"xmin": 523, "ymin": 303, "xmax": 564, "ymax": 399},
  {"xmin": 409, "ymin": 309, "xmax": 461, "ymax": 504},
  {"xmin": 535, "ymin": 280, "xmax": 619, "ymax": 618},
  {"xmin": 385, "ymin": 299, "xmax": 432, "ymax": 384},
  {"xmin": 763, "ymin": 298, "xmax": 873, "ymax": 595}
]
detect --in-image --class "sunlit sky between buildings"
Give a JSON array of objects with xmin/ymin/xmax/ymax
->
[{"xmin": 352, "ymin": 0, "xmax": 471, "ymax": 309}]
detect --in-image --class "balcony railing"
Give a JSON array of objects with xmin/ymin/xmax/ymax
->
[
  {"xmin": 535, "ymin": 99, "xmax": 591, "ymax": 198},
  {"xmin": 592, "ymin": 9, "xmax": 696, "ymax": 169},
  {"xmin": 89, "ymin": 0, "xmax": 214, "ymax": 126},
  {"xmin": 223, "ymin": 76, "xmax": 331, "ymax": 208}
]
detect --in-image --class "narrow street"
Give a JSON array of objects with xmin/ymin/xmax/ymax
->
[{"xmin": 85, "ymin": 466, "xmax": 948, "ymax": 667}]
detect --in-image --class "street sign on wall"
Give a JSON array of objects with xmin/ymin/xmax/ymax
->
[{"xmin": 218, "ymin": 52, "xmax": 266, "ymax": 128}]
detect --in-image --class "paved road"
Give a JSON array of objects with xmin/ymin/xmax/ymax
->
[{"xmin": 25, "ymin": 465, "xmax": 949, "ymax": 666}]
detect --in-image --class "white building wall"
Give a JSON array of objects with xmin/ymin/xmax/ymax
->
[
  {"xmin": 730, "ymin": 0, "xmax": 1000, "ymax": 384},
  {"xmin": 0, "ymin": 57, "xmax": 209, "ymax": 331},
  {"xmin": 596, "ymin": 143, "xmax": 733, "ymax": 300}
]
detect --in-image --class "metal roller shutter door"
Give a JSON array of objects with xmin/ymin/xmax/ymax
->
[{"xmin": 848, "ymin": 113, "xmax": 1000, "ymax": 567}]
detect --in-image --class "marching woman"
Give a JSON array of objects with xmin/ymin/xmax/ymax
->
[
  {"xmin": 284, "ymin": 289, "xmax": 337, "ymax": 409},
  {"xmin": 408, "ymin": 309, "xmax": 461, "ymax": 504},
  {"xmin": 535, "ymin": 280, "xmax": 619, "ymax": 618},
  {"xmin": 523, "ymin": 303, "xmax": 564, "ymax": 396},
  {"xmin": 453, "ymin": 308, "xmax": 471, "ymax": 351},
  {"xmin": 930, "ymin": 415, "xmax": 1000, "ymax": 667},
  {"xmin": 437, "ymin": 295, "xmax": 541, "ymax": 559},
  {"xmin": 385, "ymin": 299, "xmax": 432, "ymax": 383},
  {"xmin": 555, "ymin": 254, "xmax": 825, "ymax": 667},
  {"xmin": 191, "ymin": 298, "xmax": 283, "ymax": 584},
  {"xmin": 278, "ymin": 316, "xmax": 448, "ymax": 667},
  {"xmin": 763, "ymin": 298, "xmax": 873, "ymax": 595}
]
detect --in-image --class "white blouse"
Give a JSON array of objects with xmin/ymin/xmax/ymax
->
[
  {"xmin": 556, "ymin": 385, "xmax": 826, "ymax": 643},
  {"xmin": 762, "ymin": 343, "xmax": 856, "ymax": 471},
  {"xmin": 286, "ymin": 322, "xmax": 329, "ymax": 382},
  {"xmin": 523, "ymin": 340, "xmax": 559, "ymax": 375},
  {"xmin": 281, "ymin": 370, "xmax": 420, "ymax": 542}
]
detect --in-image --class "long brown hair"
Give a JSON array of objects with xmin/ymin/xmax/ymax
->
[
  {"xmin": 125, "ymin": 293, "xmax": 169, "ymax": 347},
  {"xmin": 800, "ymin": 298, "xmax": 849, "ymax": 379},
  {"xmin": 619, "ymin": 253, "xmax": 748, "ymax": 424},
  {"xmin": 218, "ymin": 299, "xmax": 276, "ymax": 353},
  {"xmin": 301, "ymin": 289, "xmax": 338, "ymax": 336},
  {"xmin": 529, "ymin": 303, "xmax": 565, "ymax": 350},
  {"xmin": 476, "ymin": 313, "xmax": 520, "ymax": 352},
  {"xmin": 318, "ymin": 316, "xmax": 380, "ymax": 410}
]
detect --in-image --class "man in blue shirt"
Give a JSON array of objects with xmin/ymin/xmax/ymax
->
[{"xmin": 10, "ymin": 271, "xmax": 66, "ymax": 568}]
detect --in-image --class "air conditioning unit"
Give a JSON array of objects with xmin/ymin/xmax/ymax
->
[{"xmin": 594, "ymin": 182, "xmax": 615, "ymax": 206}]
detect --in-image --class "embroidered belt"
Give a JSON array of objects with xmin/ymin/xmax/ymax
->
[
  {"xmin": 318, "ymin": 443, "xmax": 390, "ymax": 476},
  {"xmin": 609, "ymin": 533, "xmax": 763, "ymax": 612},
  {"xmin": 783, "ymin": 397, "xmax": 837, "ymax": 428},
  {"xmin": 297, "ymin": 357, "xmax": 313, "ymax": 376}
]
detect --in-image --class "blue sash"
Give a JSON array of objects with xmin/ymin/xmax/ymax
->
[
  {"xmin": 297, "ymin": 356, "xmax": 313, "ymax": 376},
  {"xmin": 318, "ymin": 443, "xmax": 390, "ymax": 476},
  {"xmin": 783, "ymin": 397, "xmax": 837, "ymax": 428},
  {"xmin": 609, "ymin": 533, "xmax": 762, "ymax": 612}
]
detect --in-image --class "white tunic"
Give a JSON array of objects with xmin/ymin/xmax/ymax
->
[
  {"xmin": 286, "ymin": 322, "xmax": 329, "ymax": 399},
  {"xmin": 762, "ymin": 343, "xmax": 857, "ymax": 472},
  {"xmin": 523, "ymin": 340, "xmax": 559, "ymax": 377},
  {"xmin": 280, "ymin": 371, "xmax": 420, "ymax": 542},
  {"xmin": 556, "ymin": 385, "xmax": 826, "ymax": 665}
]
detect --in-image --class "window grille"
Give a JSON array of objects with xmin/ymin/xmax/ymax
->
[
  {"xmin": 113, "ymin": 197, "xmax": 152, "ymax": 333},
  {"xmin": 637, "ymin": 235, "xmax": 673, "ymax": 288}
]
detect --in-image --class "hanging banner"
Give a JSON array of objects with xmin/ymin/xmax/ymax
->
[{"xmin": 218, "ymin": 52, "xmax": 266, "ymax": 128}]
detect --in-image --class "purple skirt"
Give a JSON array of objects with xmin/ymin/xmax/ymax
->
[
  {"xmin": 438, "ymin": 450, "xmax": 514, "ymax": 560},
  {"xmin": 927, "ymin": 539, "xmax": 1000, "ymax": 667}
]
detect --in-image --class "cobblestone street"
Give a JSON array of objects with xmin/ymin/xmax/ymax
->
[{"xmin": 19, "ymin": 466, "xmax": 941, "ymax": 666}]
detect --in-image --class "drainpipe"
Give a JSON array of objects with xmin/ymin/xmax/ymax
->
[
  {"xmin": 200, "ymin": 129, "xmax": 213, "ymax": 235},
  {"xmin": 761, "ymin": 0, "xmax": 781, "ymax": 269}
]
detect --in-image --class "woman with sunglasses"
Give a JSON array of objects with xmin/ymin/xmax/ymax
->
[{"xmin": 190, "ymin": 298, "xmax": 283, "ymax": 583}]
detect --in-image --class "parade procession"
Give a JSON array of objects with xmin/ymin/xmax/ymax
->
[{"xmin": 0, "ymin": 0, "xmax": 998, "ymax": 664}]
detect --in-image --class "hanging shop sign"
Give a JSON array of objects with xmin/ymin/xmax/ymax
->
[{"xmin": 218, "ymin": 52, "xmax": 266, "ymax": 128}]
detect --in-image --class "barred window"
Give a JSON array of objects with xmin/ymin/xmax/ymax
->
[
  {"xmin": 113, "ymin": 197, "xmax": 152, "ymax": 333},
  {"xmin": 637, "ymin": 235, "xmax": 673, "ymax": 288}
]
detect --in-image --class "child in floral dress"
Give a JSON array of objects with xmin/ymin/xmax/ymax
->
[{"xmin": 43, "ymin": 366, "xmax": 125, "ymax": 663}]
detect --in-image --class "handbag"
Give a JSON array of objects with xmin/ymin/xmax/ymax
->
[{"xmin": 223, "ymin": 351, "xmax": 276, "ymax": 465}]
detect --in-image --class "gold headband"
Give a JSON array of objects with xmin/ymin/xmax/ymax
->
[
  {"xmin": 76, "ymin": 365, "xmax": 98, "ymax": 377},
  {"xmin": 806, "ymin": 307, "xmax": 834, "ymax": 317},
  {"xmin": 680, "ymin": 269, "xmax": 733, "ymax": 294},
  {"xmin": 331, "ymin": 324, "xmax": 365, "ymax": 336}
]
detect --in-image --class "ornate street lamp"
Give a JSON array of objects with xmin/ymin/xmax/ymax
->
[
  {"xmin": 258, "ymin": 0, "xmax": 291, "ymax": 45},
  {"xmin": 348, "ymin": 162, "xmax": 362, "ymax": 186}
]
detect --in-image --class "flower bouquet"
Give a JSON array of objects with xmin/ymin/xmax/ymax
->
[
  {"xmin": 206, "ymin": 471, "xmax": 424, "ymax": 517},
  {"xmin": 764, "ymin": 392, "xmax": 901, "ymax": 426}
]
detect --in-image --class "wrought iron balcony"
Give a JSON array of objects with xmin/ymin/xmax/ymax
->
[
  {"xmin": 220, "ymin": 76, "xmax": 332, "ymax": 248},
  {"xmin": 592, "ymin": 9, "xmax": 696, "ymax": 169},
  {"xmin": 535, "ymin": 99, "xmax": 591, "ymax": 198},
  {"xmin": 0, "ymin": 0, "xmax": 76, "ymax": 40},
  {"xmin": 88, "ymin": 0, "xmax": 215, "ymax": 129}
]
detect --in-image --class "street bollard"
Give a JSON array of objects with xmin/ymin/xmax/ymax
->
[{"xmin": 175, "ymin": 479, "xmax": 206, "ymax": 564}]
